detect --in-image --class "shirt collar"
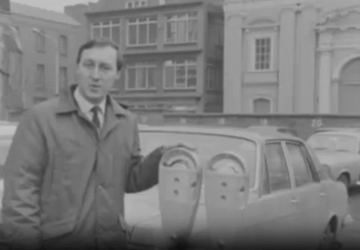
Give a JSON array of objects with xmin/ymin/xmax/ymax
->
[{"xmin": 74, "ymin": 86, "xmax": 106, "ymax": 115}]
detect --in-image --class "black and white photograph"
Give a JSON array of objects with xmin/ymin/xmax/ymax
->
[{"xmin": 1, "ymin": 0, "xmax": 360, "ymax": 249}]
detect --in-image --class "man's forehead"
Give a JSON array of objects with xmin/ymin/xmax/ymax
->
[{"xmin": 81, "ymin": 46, "xmax": 118, "ymax": 62}]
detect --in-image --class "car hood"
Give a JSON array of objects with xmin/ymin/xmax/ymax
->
[
  {"xmin": 314, "ymin": 150, "xmax": 360, "ymax": 166},
  {"xmin": 125, "ymin": 184, "xmax": 210, "ymax": 248}
]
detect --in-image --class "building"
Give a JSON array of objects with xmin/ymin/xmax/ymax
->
[
  {"xmin": 224, "ymin": 0, "xmax": 360, "ymax": 115},
  {"xmin": 2, "ymin": 2, "xmax": 81, "ymax": 121},
  {"xmin": 0, "ymin": 0, "xmax": 21, "ymax": 120},
  {"xmin": 86, "ymin": 0, "xmax": 224, "ymax": 113}
]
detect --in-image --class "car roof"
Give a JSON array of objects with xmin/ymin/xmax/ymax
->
[
  {"xmin": 316, "ymin": 127, "xmax": 360, "ymax": 132},
  {"xmin": 310, "ymin": 130, "xmax": 360, "ymax": 139},
  {"xmin": 138, "ymin": 124, "xmax": 300, "ymax": 142}
]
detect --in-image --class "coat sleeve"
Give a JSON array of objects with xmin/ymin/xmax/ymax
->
[
  {"xmin": 125, "ymin": 121, "xmax": 164, "ymax": 193},
  {"xmin": 2, "ymin": 110, "xmax": 47, "ymax": 250}
]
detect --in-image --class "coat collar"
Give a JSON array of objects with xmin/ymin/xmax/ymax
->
[{"xmin": 56, "ymin": 84, "xmax": 128, "ymax": 117}]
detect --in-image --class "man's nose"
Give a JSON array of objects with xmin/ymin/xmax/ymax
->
[{"xmin": 90, "ymin": 67, "xmax": 101, "ymax": 80}]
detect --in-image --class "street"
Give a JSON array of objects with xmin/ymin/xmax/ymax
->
[{"xmin": 338, "ymin": 185, "xmax": 360, "ymax": 250}]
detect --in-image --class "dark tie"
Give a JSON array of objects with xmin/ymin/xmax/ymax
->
[{"xmin": 91, "ymin": 106, "xmax": 101, "ymax": 129}]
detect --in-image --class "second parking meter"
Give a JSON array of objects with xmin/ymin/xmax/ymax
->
[
  {"xmin": 204, "ymin": 152, "xmax": 250, "ymax": 249},
  {"xmin": 157, "ymin": 145, "xmax": 201, "ymax": 247}
]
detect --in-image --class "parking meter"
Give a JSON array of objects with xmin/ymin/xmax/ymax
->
[
  {"xmin": 204, "ymin": 152, "xmax": 250, "ymax": 249},
  {"xmin": 157, "ymin": 146, "xmax": 201, "ymax": 248}
]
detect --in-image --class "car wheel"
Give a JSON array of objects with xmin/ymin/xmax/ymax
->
[
  {"xmin": 318, "ymin": 223, "xmax": 340, "ymax": 250},
  {"xmin": 337, "ymin": 174, "xmax": 350, "ymax": 191}
]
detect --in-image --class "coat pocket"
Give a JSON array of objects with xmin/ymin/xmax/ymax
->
[{"xmin": 41, "ymin": 215, "xmax": 77, "ymax": 240}]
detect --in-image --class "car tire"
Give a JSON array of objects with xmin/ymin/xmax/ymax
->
[
  {"xmin": 337, "ymin": 174, "xmax": 350, "ymax": 191},
  {"xmin": 318, "ymin": 223, "xmax": 341, "ymax": 250}
]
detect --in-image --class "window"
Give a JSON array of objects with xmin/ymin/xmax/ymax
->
[
  {"xmin": 59, "ymin": 35, "xmax": 67, "ymax": 57},
  {"xmin": 35, "ymin": 64, "xmax": 45, "ymax": 86},
  {"xmin": 286, "ymin": 143, "xmax": 313, "ymax": 187},
  {"xmin": 253, "ymin": 97, "xmax": 271, "ymax": 114},
  {"xmin": 264, "ymin": 143, "xmax": 291, "ymax": 193},
  {"xmin": 206, "ymin": 63, "xmax": 222, "ymax": 90},
  {"xmin": 126, "ymin": 0, "xmax": 147, "ymax": 8},
  {"xmin": 165, "ymin": 12, "xmax": 198, "ymax": 44},
  {"xmin": 91, "ymin": 19, "xmax": 121, "ymax": 45},
  {"xmin": 126, "ymin": 62, "xmax": 156, "ymax": 90},
  {"xmin": 59, "ymin": 67, "xmax": 68, "ymax": 90},
  {"xmin": 35, "ymin": 32, "xmax": 46, "ymax": 52},
  {"xmin": 254, "ymin": 37, "xmax": 271, "ymax": 70},
  {"xmin": 164, "ymin": 59, "xmax": 197, "ymax": 89},
  {"xmin": 127, "ymin": 16, "xmax": 157, "ymax": 46}
]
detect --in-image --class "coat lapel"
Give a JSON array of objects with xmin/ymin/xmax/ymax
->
[{"xmin": 101, "ymin": 96, "xmax": 128, "ymax": 140}]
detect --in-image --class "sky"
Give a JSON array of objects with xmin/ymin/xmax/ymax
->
[{"xmin": 11, "ymin": 0, "xmax": 99, "ymax": 13}]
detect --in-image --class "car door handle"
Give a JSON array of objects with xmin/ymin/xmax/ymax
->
[{"xmin": 319, "ymin": 192, "xmax": 326, "ymax": 197}]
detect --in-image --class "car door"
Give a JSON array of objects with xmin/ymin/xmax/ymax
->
[
  {"xmin": 250, "ymin": 141, "xmax": 300, "ymax": 248},
  {"xmin": 283, "ymin": 141, "xmax": 328, "ymax": 249}
]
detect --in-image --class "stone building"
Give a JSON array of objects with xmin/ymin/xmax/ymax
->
[{"xmin": 224, "ymin": 0, "xmax": 360, "ymax": 114}]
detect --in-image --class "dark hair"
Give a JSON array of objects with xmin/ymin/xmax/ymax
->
[{"xmin": 76, "ymin": 37, "xmax": 123, "ymax": 71}]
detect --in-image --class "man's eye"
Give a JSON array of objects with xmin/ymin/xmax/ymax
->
[
  {"xmin": 83, "ymin": 61, "xmax": 94, "ymax": 68},
  {"xmin": 100, "ymin": 65, "xmax": 111, "ymax": 71}
]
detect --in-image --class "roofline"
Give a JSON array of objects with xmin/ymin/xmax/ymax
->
[
  {"xmin": 86, "ymin": 1, "xmax": 209, "ymax": 18},
  {"xmin": 10, "ymin": 12, "xmax": 82, "ymax": 27}
]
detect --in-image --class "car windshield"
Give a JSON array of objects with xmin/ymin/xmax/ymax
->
[
  {"xmin": 307, "ymin": 134, "xmax": 359, "ymax": 153},
  {"xmin": 139, "ymin": 130, "xmax": 258, "ymax": 186}
]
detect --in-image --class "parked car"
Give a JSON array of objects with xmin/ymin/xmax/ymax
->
[
  {"xmin": 307, "ymin": 130, "xmax": 360, "ymax": 190},
  {"xmin": 0, "ymin": 123, "xmax": 352, "ymax": 249},
  {"xmin": 126, "ymin": 125, "xmax": 351, "ymax": 250}
]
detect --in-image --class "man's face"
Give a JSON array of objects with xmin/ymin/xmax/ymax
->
[{"xmin": 76, "ymin": 45, "xmax": 120, "ymax": 104}]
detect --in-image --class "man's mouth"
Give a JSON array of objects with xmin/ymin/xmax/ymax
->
[{"xmin": 89, "ymin": 85, "xmax": 100, "ymax": 91}]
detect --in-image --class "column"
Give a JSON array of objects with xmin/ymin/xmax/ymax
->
[
  {"xmin": 223, "ymin": 11, "xmax": 244, "ymax": 113},
  {"xmin": 0, "ymin": 25, "xmax": 5, "ymax": 120},
  {"xmin": 278, "ymin": 7, "xmax": 296, "ymax": 113},
  {"xmin": 296, "ymin": 6, "xmax": 317, "ymax": 113},
  {"xmin": 318, "ymin": 31, "xmax": 333, "ymax": 113}
]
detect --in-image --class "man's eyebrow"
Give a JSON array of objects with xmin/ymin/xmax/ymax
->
[
  {"xmin": 99, "ymin": 62, "xmax": 113, "ymax": 67},
  {"xmin": 82, "ymin": 58, "xmax": 94, "ymax": 63}
]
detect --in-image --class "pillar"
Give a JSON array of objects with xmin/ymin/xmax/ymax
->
[
  {"xmin": 223, "ymin": 11, "xmax": 245, "ymax": 113},
  {"xmin": 278, "ymin": 7, "xmax": 296, "ymax": 113},
  {"xmin": 318, "ymin": 31, "xmax": 333, "ymax": 114}
]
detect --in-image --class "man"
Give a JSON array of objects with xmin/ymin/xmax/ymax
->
[{"xmin": 2, "ymin": 38, "xmax": 165, "ymax": 250}]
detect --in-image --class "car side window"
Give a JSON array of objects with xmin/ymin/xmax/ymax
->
[
  {"xmin": 286, "ymin": 142, "xmax": 313, "ymax": 187},
  {"xmin": 264, "ymin": 142, "xmax": 291, "ymax": 193}
]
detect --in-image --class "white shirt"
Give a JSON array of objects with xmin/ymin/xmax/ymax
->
[{"xmin": 74, "ymin": 86, "xmax": 106, "ymax": 128}]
